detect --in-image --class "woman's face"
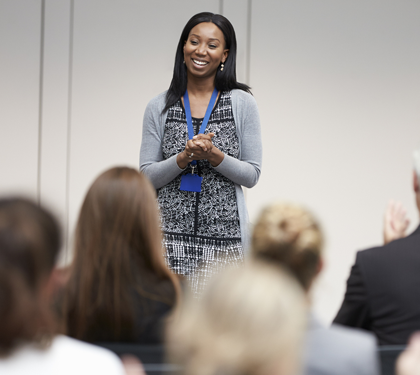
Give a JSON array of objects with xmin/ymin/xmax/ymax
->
[{"xmin": 183, "ymin": 22, "xmax": 229, "ymax": 80}]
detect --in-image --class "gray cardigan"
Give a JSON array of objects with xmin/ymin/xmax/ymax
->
[{"xmin": 139, "ymin": 89, "xmax": 262, "ymax": 250}]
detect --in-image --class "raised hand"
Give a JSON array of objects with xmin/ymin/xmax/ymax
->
[{"xmin": 383, "ymin": 200, "xmax": 410, "ymax": 245}]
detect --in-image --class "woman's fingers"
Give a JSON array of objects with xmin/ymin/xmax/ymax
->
[
  {"xmin": 193, "ymin": 140, "xmax": 213, "ymax": 152},
  {"xmin": 185, "ymin": 140, "xmax": 203, "ymax": 160},
  {"xmin": 193, "ymin": 133, "xmax": 215, "ymax": 142},
  {"xmin": 185, "ymin": 133, "xmax": 215, "ymax": 159},
  {"xmin": 192, "ymin": 133, "xmax": 214, "ymax": 152}
]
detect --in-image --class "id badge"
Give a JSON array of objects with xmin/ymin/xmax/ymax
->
[{"xmin": 180, "ymin": 173, "xmax": 202, "ymax": 192}]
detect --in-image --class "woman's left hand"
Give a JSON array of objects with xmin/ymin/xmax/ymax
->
[{"xmin": 193, "ymin": 133, "xmax": 224, "ymax": 167}]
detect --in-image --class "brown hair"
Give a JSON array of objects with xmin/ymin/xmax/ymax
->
[
  {"xmin": 0, "ymin": 198, "xmax": 60, "ymax": 355},
  {"xmin": 252, "ymin": 202, "xmax": 323, "ymax": 291},
  {"xmin": 167, "ymin": 261, "xmax": 307, "ymax": 375},
  {"xmin": 63, "ymin": 167, "xmax": 180, "ymax": 342}
]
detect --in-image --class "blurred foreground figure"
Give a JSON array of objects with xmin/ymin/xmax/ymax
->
[
  {"xmin": 0, "ymin": 198, "xmax": 125, "ymax": 374},
  {"xmin": 252, "ymin": 202, "xmax": 379, "ymax": 375},
  {"xmin": 334, "ymin": 147, "xmax": 420, "ymax": 345},
  {"xmin": 63, "ymin": 167, "xmax": 180, "ymax": 344},
  {"xmin": 397, "ymin": 333, "xmax": 420, "ymax": 375},
  {"xmin": 167, "ymin": 261, "xmax": 306, "ymax": 375}
]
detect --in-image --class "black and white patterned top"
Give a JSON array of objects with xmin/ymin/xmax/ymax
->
[{"xmin": 157, "ymin": 91, "xmax": 244, "ymax": 294}]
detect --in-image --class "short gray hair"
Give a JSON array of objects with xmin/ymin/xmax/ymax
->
[{"xmin": 414, "ymin": 146, "xmax": 420, "ymax": 183}]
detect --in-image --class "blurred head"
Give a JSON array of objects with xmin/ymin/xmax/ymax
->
[
  {"xmin": 167, "ymin": 261, "xmax": 307, "ymax": 375},
  {"xmin": 0, "ymin": 197, "xmax": 60, "ymax": 354},
  {"xmin": 413, "ymin": 147, "xmax": 420, "ymax": 213},
  {"xmin": 73, "ymin": 166, "xmax": 165, "ymax": 278},
  {"xmin": 65, "ymin": 166, "xmax": 178, "ymax": 341},
  {"xmin": 252, "ymin": 203, "xmax": 323, "ymax": 292}
]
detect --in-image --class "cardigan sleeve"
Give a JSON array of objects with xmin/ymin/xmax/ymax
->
[
  {"xmin": 213, "ymin": 91, "xmax": 262, "ymax": 188},
  {"xmin": 139, "ymin": 95, "xmax": 185, "ymax": 189}
]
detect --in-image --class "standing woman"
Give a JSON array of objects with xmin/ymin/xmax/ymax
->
[{"xmin": 140, "ymin": 12, "xmax": 262, "ymax": 293}]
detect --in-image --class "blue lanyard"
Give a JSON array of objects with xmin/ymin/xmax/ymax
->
[
  {"xmin": 184, "ymin": 88, "xmax": 218, "ymax": 139},
  {"xmin": 183, "ymin": 88, "xmax": 218, "ymax": 167}
]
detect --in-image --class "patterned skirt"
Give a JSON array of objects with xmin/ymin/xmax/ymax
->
[{"xmin": 164, "ymin": 233, "xmax": 244, "ymax": 296}]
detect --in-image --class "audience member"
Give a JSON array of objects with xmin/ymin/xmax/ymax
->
[
  {"xmin": 0, "ymin": 197, "xmax": 125, "ymax": 374},
  {"xmin": 334, "ymin": 147, "xmax": 420, "ymax": 345},
  {"xmin": 252, "ymin": 202, "xmax": 379, "ymax": 375},
  {"xmin": 63, "ymin": 166, "xmax": 180, "ymax": 343},
  {"xmin": 167, "ymin": 261, "xmax": 307, "ymax": 375}
]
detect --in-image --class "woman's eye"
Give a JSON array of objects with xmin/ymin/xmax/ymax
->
[
  {"xmin": 190, "ymin": 40, "xmax": 198, "ymax": 45},
  {"xmin": 209, "ymin": 44, "xmax": 217, "ymax": 49}
]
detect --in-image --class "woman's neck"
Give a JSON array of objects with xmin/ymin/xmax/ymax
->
[{"xmin": 186, "ymin": 74, "xmax": 215, "ymax": 97}]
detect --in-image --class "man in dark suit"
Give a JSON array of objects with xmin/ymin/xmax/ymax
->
[{"xmin": 334, "ymin": 149, "xmax": 420, "ymax": 345}]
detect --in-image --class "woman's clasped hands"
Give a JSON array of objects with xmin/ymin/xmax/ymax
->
[
  {"xmin": 177, "ymin": 132, "xmax": 224, "ymax": 168},
  {"xmin": 186, "ymin": 133, "xmax": 215, "ymax": 159}
]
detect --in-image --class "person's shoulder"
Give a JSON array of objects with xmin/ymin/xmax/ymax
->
[
  {"xmin": 145, "ymin": 91, "xmax": 168, "ymax": 113},
  {"xmin": 50, "ymin": 335, "xmax": 125, "ymax": 374},
  {"xmin": 230, "ymin": 89, "xmax": 255, "ymax": 104},
  {"xmin": 230, "ymin": 89, "xmax": 259, "ymax": 125},
  {"xmin": 327, "ymin": 323, "xmax": 377, "ymax": 348},
  {"xmin": 306, "ymin": 322, "xmax": 378, "ymax": 374},
  {"xmin": 0, "ymin": 335, "xmax": 125, "ymax": 375},
  {"xmin": 357, "ymin": 229, "xmax": 420, "ymax": 264},
  {"xmin": 309, "ymin": 316, "xmax": 376, "ymax": 349},
  {"xmin": 359, "ymin": 225, "xmax": 420, "ymax": 255}
]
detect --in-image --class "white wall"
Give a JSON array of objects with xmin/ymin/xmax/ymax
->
[
  {"xmin": 0, "ymin": 0, "xmax": 419, "ymax": 323},
  {"xmin": 0, "ymin": 0, "xmax": 42, "ymax": 200},
  {"xmin": 248, "ymin": 0, "xmax": 420, "ymax": 322}
]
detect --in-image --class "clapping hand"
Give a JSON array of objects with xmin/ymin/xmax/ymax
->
[
  {"xmin": 383, "ymin": 200, "xmax": 410, "ymax": 245},
  {"xmin": 121, "ymin": 355, "xmax": 146, "ymax": 375},
  {"xmin": 396, "ymin": 333, "xmax": 420, "ymax": 375}
]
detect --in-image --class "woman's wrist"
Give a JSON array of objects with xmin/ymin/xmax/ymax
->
[
  {"xmin": 207, "ymin": 147, "xmax": 224, "ymax": 167},
  {"xmin": 177, "ymin": 151, "xmax": 190, "ymax": 169}
]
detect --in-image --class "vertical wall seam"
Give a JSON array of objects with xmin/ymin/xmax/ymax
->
[
  {"xmin": 65, "ymin": 0, "xmax": 74, "ymax": 261},
  {"xmin": 219, "ymin": 0, "xmax": 223, "ymax": 15},
  {"xmin": 37, "ymin": 0, "xmax": 46, "ymax": 205},
  {"xmin": 246, "ymin": 0, "xmax": 252, "ymax": 86}
]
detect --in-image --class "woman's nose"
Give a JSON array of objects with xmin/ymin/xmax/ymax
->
[{"xmin": 195, "ymin": 44, "xmax": 206, "ymax": 55}]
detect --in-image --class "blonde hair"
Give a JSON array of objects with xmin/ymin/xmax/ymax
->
[
  {"xmin": 167, "ymin": 261, "xmax": 307, "ymax": 375},
  {"xmin": 252, "ymin": 203, "xmax": 323, "ymax": 291}
]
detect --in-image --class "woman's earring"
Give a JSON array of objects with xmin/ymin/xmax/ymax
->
[
  {"xmin": 183, "ymin": 60, "xmax": 185, "ymax": 64},
  {"xmin": 220, "ymin": 63, "xmax": 224, "ymax": 71}
]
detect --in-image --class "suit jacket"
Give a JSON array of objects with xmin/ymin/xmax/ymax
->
[
  {"xmin": 333, "ymin": 225, "xmax": 420, "ymax": 345},
  {"xmin": 304, "ymin": 315, "xmax": 379, "ymax": 375}
]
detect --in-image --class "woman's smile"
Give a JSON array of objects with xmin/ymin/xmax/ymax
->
[{"xmin": 192, "ymin": 58, "xmax": 209, "ymax": 67}]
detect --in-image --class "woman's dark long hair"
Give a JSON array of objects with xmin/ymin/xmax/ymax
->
[
  {"xmin": 63, "ymin": 167, "xmax": 180, "ymax": 342},
  {"xmin": 164, "ymin": 12, "xmax": 251, "ymax": 112},
  {"xmin": 0, "ymin": 198, "xmax": 60, "ymax": 355}
]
